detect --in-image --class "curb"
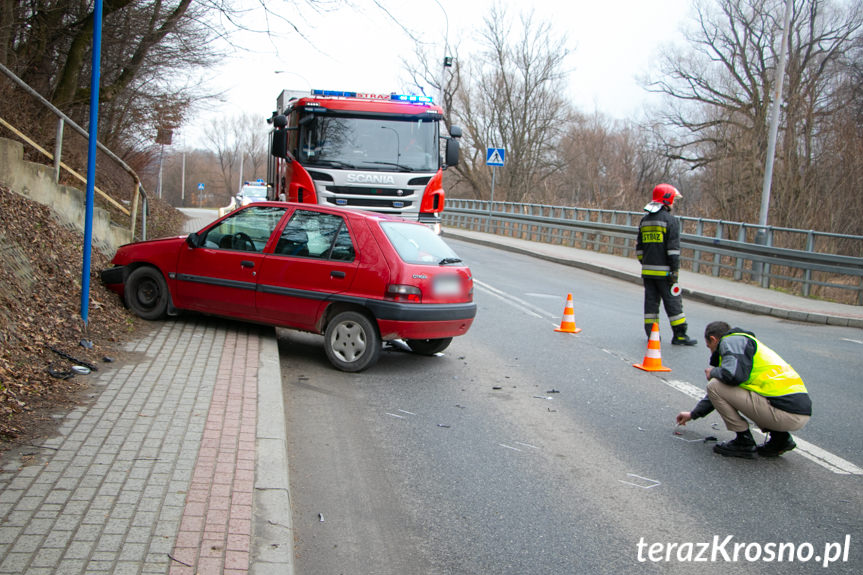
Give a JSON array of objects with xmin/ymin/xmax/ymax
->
[{"xmin": 252, "ymin": 332, "xmax": 294, "ymax": 575}]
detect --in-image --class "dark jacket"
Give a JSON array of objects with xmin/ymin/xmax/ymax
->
[
  {"xmin": 636, "ymin": 206, "xmax": 680, "ymax": 278},
  {"xmin": 691, "ymin": 327, "xmax": 812, "ymax": 420}
]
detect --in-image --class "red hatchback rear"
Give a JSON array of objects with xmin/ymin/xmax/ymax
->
[{"xmin": 101, "ymin": 202, "xmax": 476, "ymax": 371}]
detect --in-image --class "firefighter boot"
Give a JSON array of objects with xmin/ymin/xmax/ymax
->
[{"xmin": 671, "ymin": 326, "xmax": 697, "ymax": 346}]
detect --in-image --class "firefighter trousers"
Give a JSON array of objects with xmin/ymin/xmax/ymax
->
[{"xmin": 642, "ymin": 277, "xmax": 688, "ymax": 337}]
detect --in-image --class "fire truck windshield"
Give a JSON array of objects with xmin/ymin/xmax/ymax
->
[{"xmin": 297, "ymin": 114, "xmax": 439, "ymax": 172}]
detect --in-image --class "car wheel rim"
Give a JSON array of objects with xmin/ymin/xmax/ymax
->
[
  {"xmin": 331, "ymin": 321, "xmax": 367, "ymax": 363},
  {"xmin": 137, "ymin": 280, "xmax": 158, "ymax": 308}
]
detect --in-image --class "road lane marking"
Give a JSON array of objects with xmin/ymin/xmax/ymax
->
[
  {"xmin": 618, "ymin": 474, "xmax": 661, "ymax": 489},
  {"xmin": 474, "ymin": 279, "xmax": 551, "ymax": 319},
  {"xmin": 666, "ymin": 380, "xmax": 862, "ymax": 475}
]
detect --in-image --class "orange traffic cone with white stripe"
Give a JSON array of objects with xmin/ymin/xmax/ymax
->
[
  {"xmin": 633, "ymin": 322, "xmax": 671, "ymax": 372},
  {"xmin": 554, "ymin": 293, "xmax": 581, "ymax": 333}
]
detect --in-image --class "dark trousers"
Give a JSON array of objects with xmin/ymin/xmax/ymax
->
[{"xmin": 642, "ymin": 277, "xmax": 687, "ymax": 337}]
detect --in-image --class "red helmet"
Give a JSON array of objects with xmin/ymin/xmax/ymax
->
[{"xmin": 652, "ymin": 183, "xmax": 682, "ymax": 206}]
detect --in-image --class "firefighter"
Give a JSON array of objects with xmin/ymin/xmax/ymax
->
[{"xmin": 635, "ymin": 183, "xmax": 697, "ymax": 345}]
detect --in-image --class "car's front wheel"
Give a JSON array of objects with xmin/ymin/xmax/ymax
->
[
  {"xmin": 124, "ymin": 266, "xmax": 169, "ymax": 320},
  {"xmin": 406, "ymin": 338, "xmax": 452, "ymax": 355},
  {"xmin": 324, "ymin": 311, "xmax": 381, "ymax": 372}
]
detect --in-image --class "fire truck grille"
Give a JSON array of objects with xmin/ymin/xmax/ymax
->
[
  {"xmin": 325, "ymin": 197, "xmax": 414, "ymax": 209},
  {"xmin": 327, "ymin": 186, "xmax": 411, "ymax": 197}
]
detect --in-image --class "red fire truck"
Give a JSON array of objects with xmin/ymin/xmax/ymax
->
[{"xmin": 267, "ymin": 89, "xmax": 461, "ymax": 233}]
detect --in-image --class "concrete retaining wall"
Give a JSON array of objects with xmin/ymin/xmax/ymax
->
[{"xmin": 0, "ymin": 136, "xmax": 131, "ymax": 256}]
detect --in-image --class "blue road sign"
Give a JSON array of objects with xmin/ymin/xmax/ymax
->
[
  {"xmin": 486, "ymin": 148, "xmax": 505, "ymax": 167},
  {"xmin": 197, "ymin": 182, "xmax": 205, "ymax": 191}
]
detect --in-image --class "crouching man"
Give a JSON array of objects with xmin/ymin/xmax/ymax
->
[{"xmin": 676, "ymin": 321, "xmax": 812, "ymax": 459}]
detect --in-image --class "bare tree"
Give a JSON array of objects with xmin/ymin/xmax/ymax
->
[
  {"xmin": 441, "ymin": 7, "xmax": 573, "ymax": 203},
  {"xmin": 205, "ymin": 112, "xmax": 269, "ymax": 202},
  {"xmin": 647, "ymin": 0, "xmax": 863, "ymax": 228}
]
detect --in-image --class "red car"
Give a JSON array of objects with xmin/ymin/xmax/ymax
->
[{"xmin": 101, "ymin": 203, "xmax": 476, "ymax": 371}]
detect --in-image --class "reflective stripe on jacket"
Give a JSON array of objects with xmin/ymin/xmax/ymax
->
[{"xmin": 636, "ymin": 207, "xmax": 680, "ymax": 277}]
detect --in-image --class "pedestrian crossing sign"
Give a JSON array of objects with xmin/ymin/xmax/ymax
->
[{"xmin": 486, "ymin": 147, "xmax": 505, "ymax": 167}]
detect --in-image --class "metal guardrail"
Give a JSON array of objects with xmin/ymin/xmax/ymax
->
[
  {"xmin": 442, "ymin": 199, "xmax": 863, "ymax": 306},
  {"xmin": 0, "ymin": 63, "xmax": 148, "ymax": 240}
]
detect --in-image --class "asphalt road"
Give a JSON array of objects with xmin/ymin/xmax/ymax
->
[{"xmin": 281, "ymin": 238, "xmax": 862, "ymax": 574}]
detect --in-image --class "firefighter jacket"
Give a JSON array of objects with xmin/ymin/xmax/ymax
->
[
  {"xmin": 636, "ymin": 206, "xmax": 680, "ymax": 278},
  {"xmin": 691, "ymin": 328, "xmax": 812, "ymax": 419}
]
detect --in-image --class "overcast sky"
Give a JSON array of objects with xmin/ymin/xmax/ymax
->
[{"xmin": 180, "ymin": 0, "xmax": 692, "ymax": 148}]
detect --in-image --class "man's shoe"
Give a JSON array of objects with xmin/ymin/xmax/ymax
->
[
  {"xmin": 671, "ymin": 334, "xmax": 698, "ymax": 346},
  {"xmin": 757, "ymin": 432, "xmax": 797, "ymax": 457},
  {"xmin": 713, "ymin": 437, "xmax": 757, "ymax": 459}
]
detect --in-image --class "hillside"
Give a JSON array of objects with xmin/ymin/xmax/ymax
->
[{"xmin": 0, "ymin": 185, "xmax": 182, "ymax": 453}]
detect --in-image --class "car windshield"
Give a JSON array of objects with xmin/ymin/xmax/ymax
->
[
  {"xmin": 380, "ymin": 221, "xmax": 461, "ymax": 265},
  {"xmin": 242, "ymin": 185, "xmax": 268, "ymax": 199},
  {"xmin": 298, "ymin": 113, "xmax": 439, "ymax": 172}
]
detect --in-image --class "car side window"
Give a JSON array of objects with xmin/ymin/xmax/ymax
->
[
  {"xmin": 274, "ymin": 210, "xmax": 355, "ymax": 261},
  {"xmin": 203, "ymin": 206, "xmax": 286, "ymax": 252}
]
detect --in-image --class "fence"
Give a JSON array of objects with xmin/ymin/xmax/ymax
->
[
  {"xmin": 442, "ymin": 199, "xmax": 863, "ymax": 306},
  {"xmin": 0, "ymin": 63, "xmax": 148, "ymax": 241}
]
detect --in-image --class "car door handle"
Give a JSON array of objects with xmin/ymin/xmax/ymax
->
[
  {"xmin": 241, "ymin": 260, "xmax": 255, "ymax": 268},
  {"xmin": 330, "ymin": 271, "xmax": 346, "ymax": 278}
]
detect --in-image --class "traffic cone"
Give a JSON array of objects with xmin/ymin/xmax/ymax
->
[
  {"xmin": 633, "ymin": 322, "xmax": 671, "ymax": 372},
  {"xmin": 554, "ymin": 293, "xmax": 581, "ymax": 333}
]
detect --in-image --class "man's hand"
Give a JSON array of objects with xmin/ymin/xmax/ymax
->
[
  {"xmin": 676, "ymin": 411, "xmax": 692, "ymax": 426},
  {"xmin": 705, "ymin": 367, "xmax": 713, "ymax": 381},
  {"xmin": 668, "ymin": 271, "xmax": 679, "ymax": 285}
]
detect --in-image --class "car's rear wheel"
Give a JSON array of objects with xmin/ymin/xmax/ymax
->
[
  {"xmin": 125, "ymin": 266, "xmax": 169, "ymax": 320},
  {"xmin": 406, "ymin": 338, "xmax": 452, "ymax": 355},
  {"xmin": 324, "ymin": 311, "xmax": 381, "ymax": 372}
]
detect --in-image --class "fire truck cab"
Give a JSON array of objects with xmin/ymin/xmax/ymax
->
[{"xmin": 267, "ymin": 89, "xmax": 461, "ymax": 233}]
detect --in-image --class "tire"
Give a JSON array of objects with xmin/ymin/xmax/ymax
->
[
  {"xmin": 324, "ymin": 311, "xmax": 381, "ymax": 372},
  {"xmin": 124, "ymin": 266, "xmax": 169, "ymax": 320},
  {"xmin": 406, "ymin": 337, "xmax": 452, "ymax": 356}
]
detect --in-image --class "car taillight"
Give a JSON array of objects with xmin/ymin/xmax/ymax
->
[{"xmin": 387, "ymin": 284, "xmax": 422, "ymax": 303}]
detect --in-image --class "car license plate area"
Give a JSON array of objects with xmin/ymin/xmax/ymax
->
[{"xmin": 433, "ymin": 275, "xmax": 462, "ymax": 297}]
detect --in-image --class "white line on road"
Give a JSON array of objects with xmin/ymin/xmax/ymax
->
[{"xmin": 474, "ymin": 279, "xmax": 551, "ymax": 319}]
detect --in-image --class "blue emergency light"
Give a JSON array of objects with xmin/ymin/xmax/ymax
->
[{"xmin": 311, "ymin": 89, "xmax": 433, "ymax": 104}]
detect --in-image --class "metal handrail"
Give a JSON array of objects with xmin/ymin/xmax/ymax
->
[
  {"xmin": 0, "ymin": 62, "xmax": 147, "ymax": 240},
  {"xmin": 443, "ymin": 199, "xmax": 863, "ymax": 305}
]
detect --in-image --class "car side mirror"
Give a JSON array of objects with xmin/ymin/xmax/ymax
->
[{"xmin": 186, "ymin": 232, "xmax": 202, "ymax": 248}]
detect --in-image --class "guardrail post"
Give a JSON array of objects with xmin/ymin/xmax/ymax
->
[
  {"xmin": 760, "ymin": 228, "xmax": 774, "ymax": 289},
  {"xmin": 803, "ymin": 231, "xmax": 814, "ymax": 298},
  {"xmin": 693, "ymin": 219, "xmax": 704, "ymax": 273},
  {"xmin": 713, "ymin": 222, "xmax": 723, "ymax": 277},
  {"xmin": 735, "ymin": 225, "xmax": 746, "ymax": 280},
  {"xmin": 53, "ymin": 118, "xmax": 64, "ymax": 183}
]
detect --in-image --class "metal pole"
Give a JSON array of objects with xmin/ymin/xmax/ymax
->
[
  {"xmin": 758, "ymin": 0, "xmax": 794, "ymax": 232},
  {"xmin": 181, "ymin": 151, "xmax": 186, "ymax": 205},
  {"xmin": 487, "ymin": 166, "xmax": 495, "ymax": 233},
  {"xmin": 80, "ymin": 0, "xmax": 103, "ymax": 326},
  {"xmin": 53, "ymin": 118, "xmax": 64, "ymax": 183},
  {"xmin": 157, "ymin": 142, "xmax": 164, "ymax": 199}
]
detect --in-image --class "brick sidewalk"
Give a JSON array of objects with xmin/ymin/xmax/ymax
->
[{"xmin": 0, "ymin": 318, "xmax": 272, "ymax": 574}]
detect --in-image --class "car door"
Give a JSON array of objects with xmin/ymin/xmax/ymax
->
[
  {"xmin": 175, "ymin": 205, "xmax": 287, "ymax": 319},
  {"xmin": 255, "ymin": 208, "xmax": 360, "ymax": 329}
]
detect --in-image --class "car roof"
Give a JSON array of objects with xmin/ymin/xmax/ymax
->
[{"xmin": 243, "ymin": 201, "xmax": 419, "ymax": 225}]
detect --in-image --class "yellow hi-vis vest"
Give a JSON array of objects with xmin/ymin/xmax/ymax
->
[{"xmin": 723, "ymin": 332, "xmax": 808, "ymax": 397}]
